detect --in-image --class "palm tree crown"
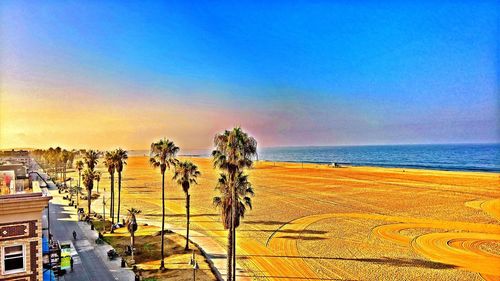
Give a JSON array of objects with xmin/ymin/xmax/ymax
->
[
  {"xmin": 82, "ymin": 168, "xmax": 98, "ymax": 214},
  {"xmin": 82, "ymin": 169, "xmax": 96, "ymax": 191},
  {"xmin": 173, "ymin": 161, "xmax": 201, "ymax": 194},
  {"xmin": 104, "ymin": 151, "xmax": 116, "ymax": 175},
  {"xmin": 212, "ymin": 127, "xmax": 257, "ymax": 172},
  {"xmin": 84, "ymin": 150, "xmax": 101, "ymax": 171},
  {"xmin": 114, "ymin": 148, "xmax": 128, "ymax": 174},
  {"xmin": 150, "ymin": 138, "xmax": 180, "ymax": 172},
  {"xmin": 76, "ymin": 160, "xmax": 84, "ymax": 172},
  {"xmin": 213, "ymin": 171, "xmax": 254, "ymax": 229},
  {"xmin": 126, "ymin": 208, "xmax": 141, "ymax": 232}
]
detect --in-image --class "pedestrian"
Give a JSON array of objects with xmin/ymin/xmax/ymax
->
[
  {"xmin": 70, "ymin": 256, "xmax": 74, "ymax": 272},
  {"xmin": 72, "ymin": 230, "xmax": 77, "ymax": 240},
  {"xmin": 134, "ymin": 272, "xmax": 140, "ymax": 281}
]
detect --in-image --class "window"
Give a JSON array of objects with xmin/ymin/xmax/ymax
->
[{"xmin": 3, "ymin": 245, "xmax": 25, "ymax": 274}]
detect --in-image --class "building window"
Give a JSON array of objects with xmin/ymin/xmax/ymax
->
[{"xmin": 3, "ymin": 245, "xmax": 25, "ymax": 274}]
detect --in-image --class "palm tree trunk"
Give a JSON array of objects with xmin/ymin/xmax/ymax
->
[
  {"xmin": 117, "ymin": 172, "xmax": 122, "ymax": 223},
  {"xmin": 227, "ymin": 218, "xmax": 233, "ymax": 281},
  {"xmin": 131, "ymin": 232, "xmax": 135, "ymax": 262},
  {"xmin": 231, "ymin": 169, "xmax": 237, "ymax": 281},
  {"xmin": 77, "ymin": 171, "xmax": 81, "ymax": 206},
  {"xmin": 185, "ymin": 193, "xmax": 190, "ymax": 250},
  {"xmin": 110, "ymin": 173, "xmax": 115, "ymax": 226},
  {"xmin": 160, "ymin": 170, "xmax": 166, "ymax": 270},
  {"xmin": 233, "ymin": 225, "xmax": 236, "ymax": 281},
  {"xmin": 88, "ymin": 188, "xmax": 91, "ymax": 215}
]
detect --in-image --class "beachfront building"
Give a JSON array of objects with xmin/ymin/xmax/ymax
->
[{"xmin": 0, "ymin": 158, "xmax": 52, "ymax": 281}]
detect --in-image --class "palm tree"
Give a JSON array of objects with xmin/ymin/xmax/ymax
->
[
  {"xmin": 61, "ymin": 150, "xmax": 72, "ymax": 187},
  {"xmin": 150, "ymin": 138, "xmax": 179, "ymax": 270},
  {"xmin": 173, "ymin": 161, "xmax": 201, "ymax": 250},
  {"xmin": 212, "ymin": 127, "xmax": 257, "ymax": 281},
  {"xmin": 82, "ymin": 168, "xmax": 97, "ymax": 215},
  {"xmin": 126, "ymin": 208, "xmax": 142, "ymax": 264},
  {"xmin": 75, "ymin": 160, "xmax": 84, "ymax": 205},
  {"xmin": 114, "ymin": 149, "xmax": 128, "ymax": 223},
  {"xmin": 83, "ymin": 150, "xmax": 100, "ymax": 171},
  {"xmin": 69, "ymin": 184, "xmax": 82, "ymax": 204},
  {"xmin": 213, "ymin": 171, "xmax": 254, "ymax": 233},
  {"xmin": 95, "ymin": 171, "xmax": 102, "ymax": 193},
  {"xmin": 55, "ymin": 147, "xmax": 62, "ymax": 180},
  {"xmin": 104, "ymin": 151, "xmax": 117, "ymax": 227}
]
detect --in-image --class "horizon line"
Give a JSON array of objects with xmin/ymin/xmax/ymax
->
[{"xmin": 2, "ymin": 141, "xmax": 498, "ymax": 152}]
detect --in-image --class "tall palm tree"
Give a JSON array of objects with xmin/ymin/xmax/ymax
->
[
  {"xmin": 82, "ymin": 168, "xmax": 97, "ymax": 215},
  {"xmin": 83, "ymin": 150, "xmax": 99, "ymax": 211},
  {"xmin": 114, "ymin": 149, "xmax": 128, "ymax": 223},
  {"xmin": 150, "ymin": 138, "xmax": 179, "ymax": 270},
  {"xmin": 173, "ymin": 161, "xmax": 201, "ymax": 250},
  {"xmin": 95, "ymin": 171, "xmax": 101, "ymax": 193},
  {"xmin": 212, "ymin": 127, "xmax": 257, "ymax": 281},
  {"xmin": 75, "ymin": 160, "xmax": 84, "ymax": 205},
  {"xmin": 104, "ymin": 151, "xmax": 117, "ymax": 227},
  {"xmin": 83, "ymin": 150, "xmax": 100, "ymax": 171},
  {"xmin": 126, "ymin": 208, "xmax": 142, "ymax": 264}
]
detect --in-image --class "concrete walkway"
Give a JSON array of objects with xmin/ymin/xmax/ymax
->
[
  {"xmin": 47, "ymin": 192, "xmax": 135, "ymax": 281},
  {"xmin": 136, "ymin": 219, "xmax": 252, "ymax": 281}
]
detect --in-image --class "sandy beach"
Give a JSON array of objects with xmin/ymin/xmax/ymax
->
[{"xmin": 69, "ymin": 156, "xmax": 500, "ymax": 280}]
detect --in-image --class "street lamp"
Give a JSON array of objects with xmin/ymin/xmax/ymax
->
[
  {"xmin": 189, "ymin": 251, "xmax": 199, "ymax": 281},
  {"xmin": 102, "ymin": 188, "xmax": 111, "ymax": 232}
]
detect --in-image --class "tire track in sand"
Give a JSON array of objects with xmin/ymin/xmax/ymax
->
[
  {"xmin": 268, "ymin": 212, "xmax": 500, "ymax": 280},
  {"xmin": 465, "ymin": 199, "xmax": 500, "ymax": 221}
]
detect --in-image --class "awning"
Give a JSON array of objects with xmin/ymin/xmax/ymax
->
[
  {"xmin": 42, "ymin": 236, "xmax": 49, "ymax": 254},
  {"xmin": 43, "ymin": 269, "xmax": 56, "ymax": 281}
]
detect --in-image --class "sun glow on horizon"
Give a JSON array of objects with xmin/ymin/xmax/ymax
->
[{"xmin": 1, "ymin": 1, "xmax": 498, "ymax": 150}]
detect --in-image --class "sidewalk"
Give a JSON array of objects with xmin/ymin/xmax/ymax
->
[
  {"xmin": 78, "ymin": 220, "xmax": 136, "ymax": 281},
  {"xmin": 138, "ymin": 219, "xmax": 252, "ymax": 281},
  {"xmin": 48, "ymin": 191, "xmax": 135, "ymax": 281}
]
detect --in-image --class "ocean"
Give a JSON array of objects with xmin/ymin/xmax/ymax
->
[
  {"xmin": 130, "ymin": 143, "xmax": 500, "ymax": 172},
  {"xmin": 258, "ymin": 144, "xmax": 500, "ymax": 172}
]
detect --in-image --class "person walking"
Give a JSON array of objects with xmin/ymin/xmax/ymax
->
[{"xmin": 72, "ymin": 230, "xmax": 77, "ymax": 240}]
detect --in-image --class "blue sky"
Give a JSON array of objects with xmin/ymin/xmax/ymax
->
[{"xmin": 0, "ymin": 1, "xmax": 498, "ymax": 149}]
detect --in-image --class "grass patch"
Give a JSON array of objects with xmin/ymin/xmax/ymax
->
[{"xmin": 95, "ymin": 220, "xmax": 217, "ymax": 281}]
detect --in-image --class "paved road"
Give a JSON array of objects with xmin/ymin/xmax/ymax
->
[{"xmin": 49, "ymin": 200, "xmax": 118, "ymax": 281}]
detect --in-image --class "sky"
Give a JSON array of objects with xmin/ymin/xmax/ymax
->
[{"xmin": 0, "ymin": 1, "xmax": 498, "ymax": 151}]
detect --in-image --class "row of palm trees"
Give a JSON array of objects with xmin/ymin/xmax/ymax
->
[
  {"xmin": 35, "ymin": 148, "xmax": 127, "ymax": 225},
  {"xmin": 149, "ymin": 127, "xmax": 256, "ymax": 281},
  {"xmin": 32, "ymin": 147, "xmax": 78, "ymax": 185},
  {"xmin": 32, "ymin": 127, "xmax": 256, "ymax": 281},
  {"xmin": 77, "ymin": 149, "xmax": 128, "ymax": 227},
  {"xmin": 103, "ymin": 149, "xmax": 128, "ymax": 227}
]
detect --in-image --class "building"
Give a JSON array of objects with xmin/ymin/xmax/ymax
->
[
  {"xmin": 0, "ymin": 156, "xmax": 51, "ymax": 281},
  {"xmin": 0, "ymin": 150, "xmax": 31, "ymax": 167}
]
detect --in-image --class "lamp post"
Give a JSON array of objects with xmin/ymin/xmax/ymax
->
[
  {"xmin": 103, "ymin": 193, "xmax": 106, "ymax": 226},
  {"xmin": 102, "ymin": 188, "xmax": 111, "ymax": 232},
  {"xmin": 189, "ymin": 251, "xmax": 199, "ymax": 281}
]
